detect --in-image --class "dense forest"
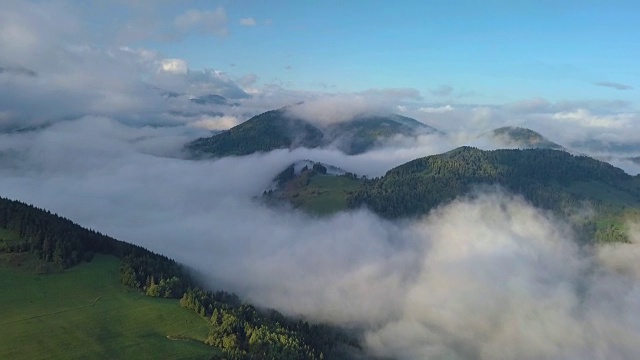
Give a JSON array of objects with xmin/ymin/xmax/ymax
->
[
  {"xmin": 0, "ymin": 197, "xmax": 359, "ymax": 359},
  {"xmin": 186, "ymin": 108, "xmax": 438, "ymax": 157},
  {"xmin": 346, "ymin": 147, "xmax": 640, "ymax": 242},
  {"xmin": 186, "ymin": 109, "xmax": 325, "ymax": 158},
  {"xmin": 486, "ymin": 126, "xmax": 563, "ymax": 149},
  {"xmin": 264, "ymin": 147, "xmax": 640, "ymax": 243}
]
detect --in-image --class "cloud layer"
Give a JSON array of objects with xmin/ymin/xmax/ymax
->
[{"xmin": 1, "ymin": 119, "xmax": 640, "ymax": 359}]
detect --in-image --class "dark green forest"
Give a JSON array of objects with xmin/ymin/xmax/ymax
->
[
  {"xmin": 0, "ymin": 197, "xmax": 359, "ymax": 360},
  {"xmin": 487, "ymin": 126, "xmax": 563, "ymax": 149},
  {"xmin": 186, "ymin": 109, "xmax": 324, "ymax": 158},
  {"xmin": 348, "ymin": 147, "xmax": 640, "ymax": 217},
  {"xmin": 186, "ymin": 108, "xmax": 437, "ymax": 157},
  {"xmin": 266, "ymin": 147, "xmax": 640, "ymax": 243}
]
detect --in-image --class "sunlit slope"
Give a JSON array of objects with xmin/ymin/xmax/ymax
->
[
  {"xmin": 0, "ymin": 252, "xmax": 216, "ymax": 360},
  {"xmin": 349, "ymin": 147, "xmax": 640, "ymax": 217},
  {"xmin": 264, "ymin": 162, "xmax": 362, "ymax": 215},
  {"xmin": 482, "ymin": 126, "xmax": 564, "ymax": 149},
  {"xmin": 269, "ymin": 147, "xmax": 640, "ymax": 241}
]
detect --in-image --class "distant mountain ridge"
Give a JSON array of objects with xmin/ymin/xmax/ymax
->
[
  {"xmin": 185, "ymin": 107, "xmax": 440, "ymax": 157},
  {"xmin": 482, "ymin": 126, "xmax": 563, "ymax": 150},
  {"xmin": 190, "ymin": 94, "xmax": 240, "ymax": 106}
]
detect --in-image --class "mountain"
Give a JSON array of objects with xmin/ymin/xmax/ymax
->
[
  {"xmin": 185, "ymin": 107, "xmax": 440, "ymax": 157},
  {"xmin": 268, "ymin": 147, "xmax": 640, "ymax": 242},
  {"xmin": 190, "ymin": 94, "xmax": 236, "ymax": 106},
  {"xmin": 263, "ymin": 161, "xmax": 361, "ymax": 214},
  {"xmin": 630, "ymin": 156, "xmax": 640, "ymax": 165},
  {"xmin": 482, "ymin": 126, "xmax": 563, "ymax": 150},
  {"xmin": 348, "ymin": 146, "xmax": 639, "ymax": 217}
]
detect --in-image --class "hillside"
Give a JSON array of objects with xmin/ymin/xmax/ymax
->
[
  {"xmin": 186, "ymin": 108, "xmax": 439, "ymax": 157},
  {"xmin": 268, "ymin": 148, "xmax": 640, "ymax": 242},
  {"xmin": 263, "ymin": 161, "xmax": 362, "ymax": 215},
  {"xmin": 482, "ymin": 126, "xmax": 563, "ymax": 150},
  {"xmin": 0, "ymin": 197, "xmax": 361, "ymax": 360},
  {"xmin": 190, "ymin": 94, "xmax": 240, "ymax": 107},
  {"xmin": 348, "ymin": 147, "xmax": 639, "ymax": 217},
  {"xmin": 0, "ymin": 253, "xmax": 216, "ymax": 359}
]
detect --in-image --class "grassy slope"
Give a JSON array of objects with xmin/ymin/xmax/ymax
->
[
  {"xmin": 296, "ymin": 175, "xmax": 362, "ymax": 214},
  {"xmin": 268, "ymin": 149, "xmax": 640, "ymax": 242},
  {"xmin": 267, "ymin": 171, "xmax": 362, "ymax": 215},
  {"xmin": 0, "ymin": 252, "xmax": 218, "ymax": 360}
]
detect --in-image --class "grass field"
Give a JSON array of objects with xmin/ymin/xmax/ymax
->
[
  {"xmin": 291, "ymin": 174, "xmax": 362, "ymax": 214},
  {"xmin": 0, "ymin": 253, "xmax": 219, "ymax": 360}
]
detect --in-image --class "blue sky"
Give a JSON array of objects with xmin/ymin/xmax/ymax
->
[
  {"xmin": 1, "ymin": 0, "xmax": 638, "ymax": 128},
  {"xmin": 112, "ymin": 0, "xmax": 640, "ymax": 106}
]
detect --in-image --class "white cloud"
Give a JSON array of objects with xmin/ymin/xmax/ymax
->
[
  {"xmin": 160, "ymin": 58, "xmax": 188, "ymax": 74},
  {"xmin": 552, "ymin": 109, "xmax": 634, "ymax": 129},
  {"xmin": 239, "ymin": 17, "xmax": 257, "ymax": 27},
  {"xmin": 174, "ymin": 8, "xmax": 228, "ymax": 37},
  {"xmin": 283, "ymin": 88, "xmax": 422, "ymax": 126},
  {"xmin": 418, "ymin": 105, "xmax": 454, "ymax": 113},
  {"xmin": 189, "ymin": 115, "xmax": 239, "ymax": 130}
]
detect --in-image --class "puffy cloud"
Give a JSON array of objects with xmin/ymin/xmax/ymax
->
[
  {"xmin": 160, "ymin": 59, "xmax": 188, "ymax": 74},
  {"xmin": 189, "ymin": 115, "xmax": 239, "ymax": 130},
  {"xmin": 552, "ymin": 109, "xmax": 635, "ymax": 129},
  {"xmin": 283, "ymin": 88, "xmax": 422, "ymax": 126},
  {"xmin": 0, "ymin": 3, "xmax": 254, "ymax": 130}
]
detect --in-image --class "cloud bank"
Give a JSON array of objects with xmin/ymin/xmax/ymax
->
[{"xmin": 1, "ymin": 119, "xmax": 640, "ymax": 359}]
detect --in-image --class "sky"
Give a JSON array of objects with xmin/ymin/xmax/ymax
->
[
  {"xmin": 76, "ymin": 0, "xmax": 640, "ymax": 105},
  {"xmin": 2, "ymin": 0, "xmax": 639, "ymax": 137}
]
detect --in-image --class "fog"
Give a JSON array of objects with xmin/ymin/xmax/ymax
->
[{"xmin": 1, "ymin": 118, "xmax": 640, "ymax": 359}]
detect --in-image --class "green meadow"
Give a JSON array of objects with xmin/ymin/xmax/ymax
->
[{"xmin": 0, "ymin": 252, "xmax": 219, "ymax": 360}]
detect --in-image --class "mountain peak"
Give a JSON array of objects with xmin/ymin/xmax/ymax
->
[
  {"xmin": 483, "ymin": 126, "xmax": 563, "ymax": 150},
  {"xmin": 190, "ymin": 94, "xmax": 231, "ymax": 106},
  {"xmin": 186, "ymin": 107, "xmax": 442, "ymax": 158}
]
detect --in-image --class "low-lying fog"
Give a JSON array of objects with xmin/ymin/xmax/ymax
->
[{"xmin": 1, "ymin": 116, "xmax": 640, "ymax": 359}]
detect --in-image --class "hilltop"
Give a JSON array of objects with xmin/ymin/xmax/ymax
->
[
  {"xmin": 481, "ymin": 126, "xmax": 564, "ymax": 150},
  {"xmin": 185, "ymin": 107, "xmax": 440, "ymax": 157},
  {"xmin": 268, "ymin": 147, "xmax": 640, "ymax": 242}
]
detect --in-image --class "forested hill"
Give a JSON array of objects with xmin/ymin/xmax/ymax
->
[
  {"xmin": 483, "ymin": 126, "xmax": 564, "ymax": 149},
  {"xmin": 185, "ymin": 107, "xmax": 439, "ymax": 157},
  {"xmin": 0, "ymin": 197, "xmax": 360, "ymax": 360},
  {"xmin": 347, "ymin": 147, "xmax": 640, "ymax": 219}
]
